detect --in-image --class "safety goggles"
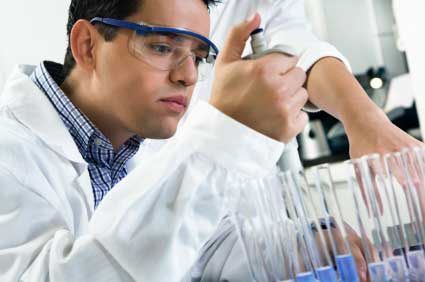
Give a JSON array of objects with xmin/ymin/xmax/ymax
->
[{"xmin": 90, "ymin": 17, "xmax": 219, "ymax": 81}]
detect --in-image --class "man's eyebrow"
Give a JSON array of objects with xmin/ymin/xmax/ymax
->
[
  {"xmin": 170, "ymin": 34, "xmax": 210, "ymax": 52},
  {"xmin": 196, "ymin": 43, "xmax": 210, "ymax": 52}
]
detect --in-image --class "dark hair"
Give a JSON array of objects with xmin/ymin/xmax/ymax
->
[{"xmin": 63, "ymin": 0, "xmax": 220, "ymax": 78}]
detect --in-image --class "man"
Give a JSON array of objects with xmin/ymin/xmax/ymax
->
[{"xmin": 0, "ymin": 0, "xmax": 310, "ymax": 281}]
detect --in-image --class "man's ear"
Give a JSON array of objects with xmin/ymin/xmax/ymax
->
[{"xmin": 69, "ymin": 19, "xmax": 100, "ymax": 72}]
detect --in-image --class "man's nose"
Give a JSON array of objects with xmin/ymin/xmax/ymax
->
[{"xmin": 169, "ymin": 55, "xmax": 198, "ymax": 86}]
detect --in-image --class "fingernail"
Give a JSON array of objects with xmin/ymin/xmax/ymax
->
[{"xmin": 247, "ymin": 12, "xmax": 257, "ymax": 22}]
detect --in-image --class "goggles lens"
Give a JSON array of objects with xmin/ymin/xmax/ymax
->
[
  {"xmin": 129, "ymin": 31, "xmax": 215, "ymax": 80},
  {"xmin": 90, "ymin": 17, "xmax": 218, "ymax": 81}
]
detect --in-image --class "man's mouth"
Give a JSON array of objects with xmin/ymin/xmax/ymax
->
[{"xmin": 159, "ymin": 95, "xmax": 188, "ymax": 113}]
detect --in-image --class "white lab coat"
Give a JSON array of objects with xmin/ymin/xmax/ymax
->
[{"xmin": 0, "ymin": 65, "xmax": 283, "ymax": 281}]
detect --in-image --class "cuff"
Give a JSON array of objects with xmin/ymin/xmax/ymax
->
[
  {"xmin": 180, "ymin": 101, "xmax": 285, "ymax": 177},
  {"xmin": 297, "ymin": 41, "xmax": 352, "ymax": 73}
]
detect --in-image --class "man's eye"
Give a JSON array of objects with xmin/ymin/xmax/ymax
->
[
  {"xmin": 194, "ymin": 56, "xmax": 205, "ymax": 66},
  {"xmin": 149, "ymin": 44, "xmax": 173, "ymax": 55}
]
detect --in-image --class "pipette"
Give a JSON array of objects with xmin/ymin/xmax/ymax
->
[{"xmin": 246, "ymin": 28, "xmax": 304, "ymax": 174}]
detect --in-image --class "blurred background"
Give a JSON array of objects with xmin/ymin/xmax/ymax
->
[{"xmin": 0, "ymin": 1, "xmax": 70, "ymax": 86}]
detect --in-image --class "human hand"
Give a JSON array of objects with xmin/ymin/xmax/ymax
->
[
  {"xmin": 210, "ymin": 13, "xmax": 308, "ymax": 143},
  {"xmin": 343, "ymin": 105, "xmax": 422, "ymax": 159}
]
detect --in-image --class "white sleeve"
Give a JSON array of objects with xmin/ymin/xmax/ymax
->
[
  {"xmin": 264, "ymin": 0, "xmax": 352, "ymax": 112},
  {"xmin": 89, "ymin": 101, "xmax": 284, "ymax": 281},
  {"xmin": 264, "ymin": 0, "xmax": 351, "ymax": 72},
  {"xmin": 0, "ymin": 101, "xmax": 284, "ymax": 282}
]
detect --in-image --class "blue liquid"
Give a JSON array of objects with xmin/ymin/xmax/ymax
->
[
  {"xmin": 336, "ymin": 254, "xmax": 359, "ymax": 282},
  {"xmin": 296, "ymin": 271, "xmax": 316, "ymax": 282},
  {"xmin": 317, "ymin": 266, "xmax": 337, "ymax": 282}
]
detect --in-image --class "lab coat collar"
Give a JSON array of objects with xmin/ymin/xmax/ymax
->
[{"xmin": 0, "ymin": 65, "xmax": 87, "ymax": 168}]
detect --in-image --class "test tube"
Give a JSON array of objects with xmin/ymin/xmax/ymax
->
[
  {"xmin": 401, "ymin": 148, "xmax": 425, "ymax": 229},
  {"xmin": 365, "ymin": 154, "xmax": 409, "ymax": 282},
  {"xmin": 281, "ymin": 172, "xmax": 317, "ymax": 281},
  {"xmin": 292, "ymin": 172, "xmax": 337, "ymax": 282},
  {"xmin": 232, "ymin": 174, "xmax": 298, "ymax": 282},
  {"xmin": 315, "ymin": 164, "xmax": 360, "ymax": 282},
  {"xmin": 385, "ymin": 150, "xmax": 425, "ymax": 281},
  {"xmin": 232, "ymin": 180, "xmax": 272, "ymax": 282},
  {"xmin": 364, "ymin": 154, "xmax": 409, "ymax": 281},
  {"xmin": 412, "ymin": 147, "xmax": 425, "ymax": 219},
  {"xmin": 229, "ymin": 146, "xmax": 425, "ymax": 282},
  {"xmin": 254, "ymin": 175, "xmax": 293, "ymax": 280}
]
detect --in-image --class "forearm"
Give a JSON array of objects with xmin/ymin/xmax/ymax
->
[{"xmin": 305, "ymin": 57, "xmax": 389, "ymax": 132}]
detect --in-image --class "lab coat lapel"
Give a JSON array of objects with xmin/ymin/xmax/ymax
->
[
  {"xmin": 73, "ymin": 167, "xmax": 94, "ymax": 216},
  {"xmin": 1, "ymin": 65, "xmax": 85, "ymax": 164},
  {"xmin": 1, "ymin": 65, "xmax": 95, "ymax": 213}
]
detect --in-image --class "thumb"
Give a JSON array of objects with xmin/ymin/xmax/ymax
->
[{"xmin": 218, "ymin": 13, "xmax": 261, "ymax": 64}]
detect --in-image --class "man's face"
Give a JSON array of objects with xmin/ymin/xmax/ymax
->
[{"xmin": 94, "ymin": 0, "xmax": 210, "ymax": 139}]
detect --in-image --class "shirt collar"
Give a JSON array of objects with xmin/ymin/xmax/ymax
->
[{"xmin": 30, "ymin": 61, "xmax": 143, "ymax": 166}]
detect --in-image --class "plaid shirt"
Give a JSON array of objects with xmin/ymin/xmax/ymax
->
[{"xmin": 31, "ymin": 61, "xmax": 143, "ymax": 208}]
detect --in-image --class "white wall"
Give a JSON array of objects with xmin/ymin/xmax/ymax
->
[
  {"xmin": 373, "ymin": 0, "xmax": 408, "ymax": 77},
  {"xmin": 320, "ymin": 0, "xmax": 383, "ymax": 74},
  {"xmin": 305, "ymin": 0, "xmax": 406, "ymax": 76},
  {"xmin": 393, "ymin": 0, "xmax": 425, "ymax": 138},
  {"xmin": 0, "ymin": 1, "xmax": 70, "ymax": 89}
]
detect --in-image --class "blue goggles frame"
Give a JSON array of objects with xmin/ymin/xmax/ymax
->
[{"xmin": 90, "ymin": 17, "xmax": 219, "ymax": 59}]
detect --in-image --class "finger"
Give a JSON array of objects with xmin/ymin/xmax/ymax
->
[
  {"xmin": 367, "ymin": 237, "xmax": 379, "ymax": 263},
  {"xmin": 345, "ymin": 223, "xmax": 379, "ymax": 282},
  {"xmin": 351, "ymin": 244, "xmax": 368, "ymax": 282},
  {"xmin": 364, "ymin": 157, "xmax": 385, "ymax": 215},
  {"xmin": 218, "ymin": 13, "xmax": 261, "ymax": 64},
  {"xmin": 354, "ymin": 162, "xmax": 371, "ymax": 216},
  {"xmin": 288, "ymin": 86, "xmax": 309, "ymax": 109},
  {"xmin": 329, "ymin": 224, "xmax": 348, "ymax": 254},
  {"xmin": 256, "ymin": 53, "xmax": 299, "ymax": 77},
  {"xmin": 345, "ymin": 223, "xmax": 374, "ymax": 261},
  {"xmin": 292, "ymin": 111, "xmax": 308, "ymax": 135},
  {"xmin": 278, "ymin": 67, "xmax": 307, "ymax": 98}
]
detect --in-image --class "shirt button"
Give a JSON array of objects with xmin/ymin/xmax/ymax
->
[{"xmin": 95, "ymin": 138, "xmax": 102, "ymax": 146}]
